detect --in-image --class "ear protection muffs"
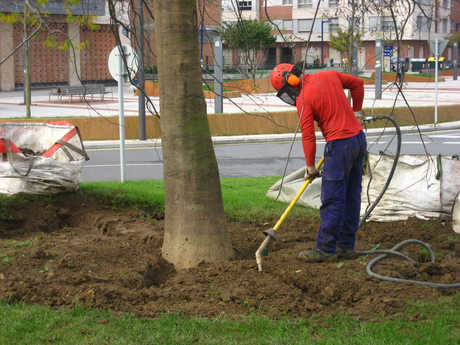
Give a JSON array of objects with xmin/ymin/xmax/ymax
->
[{"xmin": 286, "ymin": 73, "xmax": 300, "ymax": 87}]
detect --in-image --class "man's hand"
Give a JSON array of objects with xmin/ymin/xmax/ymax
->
[{"xmin": 304, "ymin": 165, "xmax": 320, "ymax": 180}]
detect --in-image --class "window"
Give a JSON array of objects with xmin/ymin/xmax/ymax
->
[
  {"xmin": 329, "ymin": 17, "xmax": 339, "ymax": 32},
  {"xmin": 238, "ymin": 1, "xmax": 252, "ymax": 10},
  {"xmin": 329, "ymin": 0, "xmax": 338, "ymax": 7},
  {"xmin": 442, "ymin": 0, "xmax": 449, "ymax": 8},
  {"xmin": 298, "ymin": 0, "xmax": 313, "ymax": 8},
  {"xmin": 298, "ymin": 19, "xmax": 313, "ymax": 32},
  {"xmin": 442, "ymin": 18, "xmax": 448, "ymax": 33},
  {"xmin": 271, "ymin": 20, "xmax": 292, "ymax": 31},
  {"xmin": 408, "ymin": 45, "xmax": 414, "ymax": 58},
  {"xmin": 283, "ymin": 0, "xmax": 293, "ymax": 4},
  {"xmin": 416, "ymin": 16, "xmax": 430, "ymax": 32},
  {"xmin": 223, "ymin": 49, "xmax": 232, "ymax": 69},
  {"xmin": 382, "ymin": 16, "xmax": 394, "ymax": 31},
  {"xmin": 369, "ymin": 16, "xmax": 380, "ymax": 30},
  {"xmin": 283, "ymin": 20, "xmax": 293, "ymax": 30},
  {"xmin": 271, "ymin": 19, "xmax": 282, "ymax": 29}
]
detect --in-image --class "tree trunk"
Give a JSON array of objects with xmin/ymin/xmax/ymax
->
[
  {"xmin": 154, "ymin": 0, "xmax": 234, "ymax": 269},
  {"xmin": 24, "ymin": 2, "xmax": 31, "ymax": 118},
  {"xmin": 348, "ymin": 0, "xmax": 355, "ymax": 75}
]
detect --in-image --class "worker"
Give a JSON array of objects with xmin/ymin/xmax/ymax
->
[{"xmin": 270, "ymin": 63, "xmax": 367, "ymax": 262}]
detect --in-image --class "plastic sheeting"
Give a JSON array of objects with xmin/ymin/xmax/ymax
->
[
  {"xmin": 266, "ymin": 154, "xmax": 460, "ymax": 222},
  {"xmin": 0, "ymin": 122, "xmax": 89, "ymax": 195},
  {"xmin": 453, "ymin": 192, "xmax": 460, "ymax": 234}
]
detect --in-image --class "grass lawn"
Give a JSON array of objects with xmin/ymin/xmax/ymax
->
[
  {"xmin": 1, "ymin": 178, "xmax": 459, "ymax": 344},
  {"xmin": 1, "ymin": 295, "xmax": 459, "ymax": 345}
]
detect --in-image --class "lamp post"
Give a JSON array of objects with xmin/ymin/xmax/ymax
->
[
  {"xmin": 137, "ymin": 0, "xmax": 146, "ymax": 140},
  {"xmin": 321, "ymin": 19, "xmax": 329, "ymax": 66}
]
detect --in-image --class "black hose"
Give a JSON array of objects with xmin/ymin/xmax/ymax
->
[
  {"xmin": 359, "ymin": 115, "xmax": 402, "ymax": 227},
  {"xmin": 355, "ymin": 117, "xmax": 459, "ymax": 288},
  {"xmin": 356, "ymin": 239, "xmax": 460, "ymax": 289}
]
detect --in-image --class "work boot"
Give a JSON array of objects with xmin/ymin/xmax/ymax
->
[
  {"xmin": 337, "ymin": 248, "xmax": 359, "ymax": 260},
  {"xmin": 297, "ymin": 248, "xmax": 336, "ymax": 263}
]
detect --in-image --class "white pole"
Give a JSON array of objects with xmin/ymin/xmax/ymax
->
[
  {"xmin": 118, "ymin": 47, "xmax": 126, "ymax": 183},
  {"xmin": 434, "ymin": 39, "xmax": 439, "ymax": 127}
]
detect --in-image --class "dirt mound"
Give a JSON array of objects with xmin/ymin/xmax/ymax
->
[{"xmin": 0, "ymin": 192, "xmax": 459, "ymax": 320}]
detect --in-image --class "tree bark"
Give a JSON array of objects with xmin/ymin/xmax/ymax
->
[
  {"xmin": 24, "ymin": 2, "xmax": 31, "ymax": 118},
  {"xmin": 154, "ymin": 0, "xmax": 234, "ymax": 269},
  {"xmin": 348, "ymin": 0, "xmax": 355, "ymax": 75}
]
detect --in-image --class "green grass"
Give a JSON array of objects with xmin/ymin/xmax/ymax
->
[
  {"xmin": 79, "ymin": 180, "xmax": 165, "ymax": 213},
  {"xmin": 410, "ymin": 72, "xmax": 436, "ymax": 78},
  {"xmin": 79, "ymin": 177, "xmax": 318, "ymax": 222},
  {"xmin": 0, "ymin": 294, "xmax": 459, "ymax": 345},
  {"xmin": 220, "ymin": 177, "xmax": 317, "ymax": 221},
  {"xmin": 1, "ymin": 178, "xmax": 459, "ymax": 343}
]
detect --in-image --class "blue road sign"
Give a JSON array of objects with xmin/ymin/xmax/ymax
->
[{"xmin": 384, "ymin": 45, "xmax": 393, "ymax": 57}]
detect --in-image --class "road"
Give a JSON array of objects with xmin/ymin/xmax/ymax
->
[
  {"xmin": 2, "ymin": 77, "xmax": 459, "ymax": 181},
  {"xmin": 82, "ymin": 128, "xmax": 460, "ymax": 182}
]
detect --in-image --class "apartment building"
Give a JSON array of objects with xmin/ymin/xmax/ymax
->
[
  {"xmin": 222, "ymin": 0, "xmax": 457, "ymax": 71},
  {"xmin": 141, "ymin": 0, "xmax": 221, "ymax": 70},
  {"xmin": 1, "ymin": 0, "xmax": 457, "ymax": 91},
  {"xmin": 452, "ymin": 0, "xmax": 460, "ymax": 32},
  {"xmin": 0, "ymin": 0, "xmax": 131, "ymax": 91},
  {"xmin": 0, "ymin": 0, "xmax": 222, "ymax": 91}
]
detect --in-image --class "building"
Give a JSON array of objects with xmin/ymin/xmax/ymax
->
[
  {"xmin": 2, "ymin": 0, "xmax": 457, "ymax": 92},
  {"xmin": 452, "ymin": 0, "xmax": 460, "ymax": 32},
  {"xmin": 222, "ymin": 0, "xmax": 459, "ymax": 72},
  {"xmin": 0, "ymin": 0, "xmax": 222, "ymax": 91},
  {"xmin": 140, "ymin": 0, "xmax": 222, "ymax": 71},
  {"xmin": 0, "ymin": 0, "xmax": 130, "ymax": 91}
]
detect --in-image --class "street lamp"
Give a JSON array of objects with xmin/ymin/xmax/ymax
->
[{"xmin": 321, "ymin": 19, "xmax": 329, "ymax": 66}]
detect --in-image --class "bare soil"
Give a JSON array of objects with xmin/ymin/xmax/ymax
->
[{"xmin": 0, "ymin": 192, "xmax": 459, "ymax": 321}]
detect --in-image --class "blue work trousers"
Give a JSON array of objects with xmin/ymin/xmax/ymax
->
[{"xmin": 316, "ymin": 131, "xmax": 367, "ymax": 253}]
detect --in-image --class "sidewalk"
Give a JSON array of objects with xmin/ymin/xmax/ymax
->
[
  {"xmin": 1, "ymin": 77, "xmax": 460, "ymax": 148},
  {"xmin": 1, "ymin": 78, "xmax": 460, "ymax": 118}
]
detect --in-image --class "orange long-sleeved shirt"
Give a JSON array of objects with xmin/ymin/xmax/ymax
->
[{"xmin": 296, "ymin": 70, "xmax": 364, "ymax": 166}]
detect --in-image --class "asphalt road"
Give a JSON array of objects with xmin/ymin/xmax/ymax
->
[{"xmin": 81, "ymin": 128, "xmax": 460, "ymax": 182}]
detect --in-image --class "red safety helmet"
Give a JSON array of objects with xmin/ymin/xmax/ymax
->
[{"xmin": 270, "ymin": 63, "xmax": 300, "ymax": 91}]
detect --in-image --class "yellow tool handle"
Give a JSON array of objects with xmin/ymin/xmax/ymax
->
[{"xmin": 272, "ymin": 156, "xmax": 325, "ymax": 231}]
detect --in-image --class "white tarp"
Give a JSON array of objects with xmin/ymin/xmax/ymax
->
[
  {"xmin": 0, "ymin": 122, "xmax": 88, "ymax": 195},
  {"xmin": 453, "ymin": 192, "xmax": 460, "ymax": 234},
  {"xmin": 266, "ymin": 154, "xmax": 460, "ymax": 222}
]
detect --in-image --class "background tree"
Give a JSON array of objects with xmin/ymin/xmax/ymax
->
[
  {"xmin": 367, "ymin": 0, "xmax": 417, "ymax": 77},
  {"xmin": 448, "ymin": 31, "xmax": 460, "ymax": 46},
  {"xmin": 326, "ymin": 0, "xmax": 367, "ymax": 73},
  {"xmin": 220, "ymin": 19, "xmax": 276, "ymax": 82},
  {"xmin": 328, "ymin": 27, "xmax": 361, "ymax": 71},
  {"xmin": 0, "ymin": 0, "xmax": 99, "ymax": 117},
  {"xmin": 153, "ymin": 0, "xmax": 234, "ymax": 269}
]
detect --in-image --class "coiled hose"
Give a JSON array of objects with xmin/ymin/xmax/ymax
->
[
  {"xmin": 361, "ymin": 239, "xmax": 460, "ymax": 289},
  {"xmin": 355, "ymin": 115, "xmax": 460, "ymax": 289}
]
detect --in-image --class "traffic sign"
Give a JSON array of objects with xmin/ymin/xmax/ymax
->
[
  {"xmin": 383, "ymin": 45, "xmax": 393, "ymax": 57},
  {"xmin": 429, "ymin": 39, "xmax": 449, "ymax": 56},
  {"xmin": 108, "ymin": 44, "xmax": 139, "ymax": 82}
]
